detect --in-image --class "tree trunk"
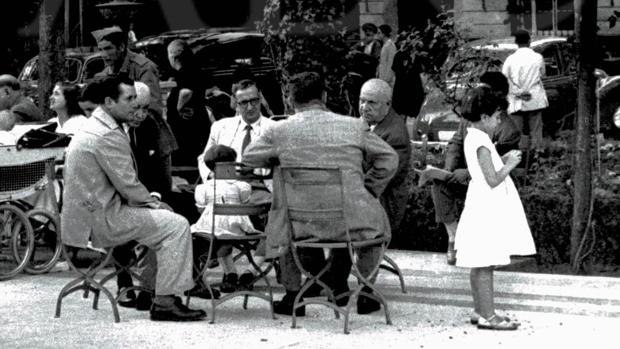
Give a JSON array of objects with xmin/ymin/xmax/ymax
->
[
  {"xmin": 38, "ymin": 0, "xmax": 66, "ymax": 120},
  {"xmin": 571, "ymin": 0, "xmax": 597, "ymax": 272}
]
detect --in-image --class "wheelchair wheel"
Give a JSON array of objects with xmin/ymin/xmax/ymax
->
[
  {"xmin": 0, "ymin": 204, "xmax": 34, "ymax": 280},
  {"xmin": 23, "ymin": 209, "xmax": 62, "ymax": 274}
]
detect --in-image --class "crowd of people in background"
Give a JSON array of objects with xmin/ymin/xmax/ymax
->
[{"xmin": 0, "ymin": 24, "xmax": 541, "ymax": 331}]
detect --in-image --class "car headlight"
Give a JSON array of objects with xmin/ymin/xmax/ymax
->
[{"xmin": 614, "ymin": 107, "xmax": 620, "ymax": 128}]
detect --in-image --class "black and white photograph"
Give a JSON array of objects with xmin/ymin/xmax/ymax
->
[{"xmin": 1, "ymin": 0, "xmax": 619, "ymax": 348}]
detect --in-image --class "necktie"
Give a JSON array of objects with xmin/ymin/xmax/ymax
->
[
  {"xmin": 129, "ymin": 128, "xmax": 138, "ymax": 155},
  {"xmin": 242, "ymin": 124, "xmax": 252, "ymax": 154}
]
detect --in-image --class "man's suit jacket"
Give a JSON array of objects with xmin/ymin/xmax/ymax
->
[
  {"xmin": 197, "ymin": 115, "xmax": 276, "ymax": 183},
  {"xmin": 129, "ymin": 114, "xmax": 170, "ymax": 197},
  {"xmin": 61, "ymin": 107, "xmax": 158, "ymax": 248},
  {"xmin": 372, "ymin": 108, "xmax": 411, "ymax": 231},
  {"xmin": 243, "ymin": 107, "xmax": 398, "ymax": 249}
]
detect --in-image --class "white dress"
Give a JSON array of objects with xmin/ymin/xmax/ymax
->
[
  {"xmin": 190, "ymin": 179, "xmax": 258, "ymax": 237},
  {"xmin": 455, "ymin": 128, "xmax": 536, "ymax": 268}
]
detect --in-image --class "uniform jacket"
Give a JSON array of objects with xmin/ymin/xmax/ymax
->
[
  {"xmin": 61, "ymin": 107, "xmax": 157, "ymax": 248},
  {"xmin": 242, "ymin": 107, "xmax": 398, "ymax": 251},
  {"xmin": 98, "ymin": 50, "xmax": 178, "ymax": 156}
]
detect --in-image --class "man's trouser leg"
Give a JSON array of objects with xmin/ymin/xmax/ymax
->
[
  {"xmin": 131, "ymin": 209, "xmax": 194, "ymax": 296},
  {"xmin": 527, "ymin": 110, "xmax": 544, "ymax": 149},
  {"xmin": 279, "ymin": 247, "xmax": 329, "ymax": 291}
]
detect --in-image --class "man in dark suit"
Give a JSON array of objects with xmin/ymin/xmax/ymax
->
[{"xmin": 360, "ymin": 79, "xmax": 411, "ymax": 248}]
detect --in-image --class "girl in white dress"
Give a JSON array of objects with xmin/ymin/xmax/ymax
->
[
  {"xmin": 191, "ymin": 145, "xmax": 260, "ymax": 293},
  {"xmin": 455, "ymin": 86, "xmax": 536, "ymax": 330}
]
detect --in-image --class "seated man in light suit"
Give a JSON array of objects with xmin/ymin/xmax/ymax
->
[
  {"xmin": 243, "ymin": 71, "xmax": 398, "ymax": 316},
  {"xmin": 61, "ymin": 75, "xmax": 205, "ymax": 322}
]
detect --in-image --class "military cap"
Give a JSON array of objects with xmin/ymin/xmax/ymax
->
[{"xmin": 91, "ymin": 26, "xmax": 123, "ymax": 43}]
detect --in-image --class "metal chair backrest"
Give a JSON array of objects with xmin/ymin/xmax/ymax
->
[
  {"xmin": 211, "ymin": 162, "xmax": 271, "ymax": 217},
  {"xmin": 279, "ymin": 165, "xmax": 351, "ymax": 242}
]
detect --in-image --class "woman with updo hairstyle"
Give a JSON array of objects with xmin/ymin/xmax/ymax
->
[
  {"xmin": 453, "ymin": 85, "xmax": 536, "ymax": 330},
  {"xmin": 48, "ymin": 82, "xmax": 88, "ymax": 135}
]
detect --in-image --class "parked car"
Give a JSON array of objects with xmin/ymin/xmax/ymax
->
[
  {"xmin": 18, "ymin": 47, "xmax": 106, "ymax": 101},
  {"xmin": 133, "ymin": 29, "xmax": 284, "ymax": 115},
  {"xmin": 412, "ymin": 36, "xmax": 596, "ymax": 142}
]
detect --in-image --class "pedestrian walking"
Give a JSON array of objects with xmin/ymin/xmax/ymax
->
[{"xmin": 454, "ymin": 86, "xmax": 536, "ymax": 330}]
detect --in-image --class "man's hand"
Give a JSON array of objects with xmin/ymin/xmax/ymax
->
[{"xmin": 447, "ymin": 168, "xmax": 470, "ymax": 185}]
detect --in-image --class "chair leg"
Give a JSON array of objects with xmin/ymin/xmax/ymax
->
[
  {"xmin": 55, "ymin": 246, "xmax": 121, "ymax": 323},
  {"xmin": 380, "ymin": 254, "xmax": 407, "ymax": 293}
]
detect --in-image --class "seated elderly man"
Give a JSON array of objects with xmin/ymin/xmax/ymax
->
[
  {"xmin": 243, "ymin": 71, "xmax": 398, "ymax": 316},
  {"xmin": 61, "ymin": 75, "xmax": 205, "ymax": 322},
  {"xmin": 0, "ymin": 74, "xmax": 44, "ymax": 123}
]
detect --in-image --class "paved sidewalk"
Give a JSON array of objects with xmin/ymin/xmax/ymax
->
[{"xmin": 1, "ymin": 250, "xmax": 619, "ymax": 349}]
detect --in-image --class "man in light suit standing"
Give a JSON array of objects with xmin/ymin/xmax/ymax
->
[
  {"xmin": 243, "ymin": 72, "xmax": 398, "ymax": 316},
  {"xmin": 61, "ymin": 75, "xmax": 205, "ymax": 322}
]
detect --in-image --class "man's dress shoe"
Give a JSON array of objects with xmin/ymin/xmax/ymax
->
[
  {"xmin": 356, "ymin": 287, "xmax": 381, "ymax": 315},
  {"xmin": 150, "ymin": 297, "xmax": 206, "ymax": 322},
  {"xmin": 117, "ymin": 288, "xmax": 137, "ymax": 308},
  {"xmin": 136, "ymin": 291, "xmax": 153, "ymax": 311},
  {"xmin": 273, "ymin": 291, "xmax": 305, "ymax": 316}
]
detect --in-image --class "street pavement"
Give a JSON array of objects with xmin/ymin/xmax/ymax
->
[{"xmin": 1, "ymin": 250, "xmax": 619, "ymax": 349}]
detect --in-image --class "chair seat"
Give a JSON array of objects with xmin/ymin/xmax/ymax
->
[
  {"xmin": 213, "ymin": 203, "xmax": 271, "ymax": 215},
  {"xmin": 193, "ymin": 230, "xmax": 265, "ymax": 241},
  {"xmin": 293, "ymin": 236, "xmax": 389, "ymax": 249}
]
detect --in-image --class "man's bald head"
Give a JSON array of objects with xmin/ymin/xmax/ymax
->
[
  {"xmin": 0, "ymin": 75, "xmax": 20, "ymax": 90},
  {"xmin": 128, "ymin": 81, "xmax": 150, "ymax": 128},
  {"xmin": 134, "ymin": 81, "xmax": 150, "ymax": 106},
  {"xmin": 0, "ymin": 74, "xmax": 21, "ymax": 110},
  {"xmin": 360, "ymin": 79, "xmax": 392, "ymax": 102},
  {"xmin": 359, "ymin": 79, "xmax": 392, "ymax": 125}
]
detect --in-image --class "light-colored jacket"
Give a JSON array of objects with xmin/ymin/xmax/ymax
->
[
  {"xmin": 198, "ymin": 114, "xmax": 276, "ymax": 183},
  {"xmin": 377, "ymin": 38, "xmax": 397, "ymax": 86},
  {"xmin": 242, "ymin": 108, "xmax": 398, "ymax": 250},
  {"xmin": 61, "ymin": 107, "xmax": 158, "ymax": 248},
  {"xmin": 502, "ymin": 47, "xmax": 549, "ymax": 113}
]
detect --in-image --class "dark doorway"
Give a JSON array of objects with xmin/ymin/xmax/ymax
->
[{"xmin": 397, "ymin": 0, "xmax": 453, "ymax": 32}]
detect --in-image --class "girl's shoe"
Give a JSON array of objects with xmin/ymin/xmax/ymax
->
[
  {"xmin": 476, "ymin": 314, "xmax": 519, "ymax": 331},
  {"xmin": 446, "ymin": 242, "xmax": 456, "ymax": 265},
  {"xmin": 470, "ymin": 312, "xmax": 519, "ymax": 325}
]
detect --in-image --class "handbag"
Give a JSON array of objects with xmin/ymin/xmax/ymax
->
[{"xmin": 17, "ymin": 123, "xmax": 72, "ymax": 149}]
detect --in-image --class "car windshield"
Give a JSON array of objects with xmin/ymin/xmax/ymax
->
[{"xmin": 19, "ymin": 57, "xmax": 82, "ymax": 83}]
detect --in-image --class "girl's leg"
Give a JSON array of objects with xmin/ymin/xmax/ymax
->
[
  {"xmin": 470, "ymin": 266, "xmax": 494, "ymax": 319},
  {"xmin": 219, "ymin": 255, "xmax": 238, "ymax": 275},
  {"xmin": 444, "ymin": 222, "xmax": 457, "ymax": 265}
]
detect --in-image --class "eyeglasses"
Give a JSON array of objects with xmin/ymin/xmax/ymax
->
[{"xmin": 237, "ymin": 97, "xmax": 260, "ymax": 108}]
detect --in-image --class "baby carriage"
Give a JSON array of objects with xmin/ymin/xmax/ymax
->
[{"xmin": 0, "ymin": 145, "xmax": 64, "ymax": 280}]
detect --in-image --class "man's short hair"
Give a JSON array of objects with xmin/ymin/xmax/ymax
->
[
  {"xmin": 0, "ymin": 74, "xmax": 21, "ymax": 91},
  {"xmin": 362, "ymin": 23, "xmax": 378, "ymax": 34},
  {"xmin": 514, "ymin": 29, "xmax": 531, "ymax": 45},
  {"xmin": 479, "ymin": 71, "xmax": 509, "ymax": 96},
  {"xmin": 289, "ymin": 71, "xmax": 324, "ymax": 105},
  {"xmin": 97, "ymin": 75, "xmax": 134, "ymax": 102},
  {"xmin": 231, "ymin": 79, "xmax": 258, "ymax": 96},
  {"xmin": 379, "ymin": 24, "xmax": 392, "ymax": 36},
  {"xmin": 360, "ymin": 78, "xmax": 392, "ymax": 103},
  {"xmin": 80, "ymin": 80, "xmax": 102, "ymax": 104}
]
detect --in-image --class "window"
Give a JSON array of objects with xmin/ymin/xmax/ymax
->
[
  {"xmin": 82, "ymin": 57, "xmax": 105, "ymax": 82},
  {"xmin": 541, "ymin": 46, "xmax": 560, "ymax": 77}
]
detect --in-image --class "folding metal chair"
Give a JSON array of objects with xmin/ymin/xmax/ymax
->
[
  {"xmin": 187, "ymin": 162, "xmax": 275, "ymax": 323},
  {"xmin": 279, "ymin": 165, "xmax": 392, "ymax": 334}
]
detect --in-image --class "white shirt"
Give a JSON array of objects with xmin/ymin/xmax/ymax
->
[
  {"xmin": 198, "ymin": 115, "xmax": 276, "ymax": 183},
  {"xmin": 49, "ymin": 115, "xmax": 89, "ymax": 135},
  {"xmin": 0, "ymin": 130, "xmax": 16, "ymax": 145},
  {"xmin": 502, "ymin": 47, "xmax": 549, "ymax": 113}
]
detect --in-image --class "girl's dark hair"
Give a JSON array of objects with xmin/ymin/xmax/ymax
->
[
  {"xmin": 57, "ymin": 82, "xmax": 85, "ymax": 117},
  {"xmin": 460, "ymin": 85, "xmax": 503, "ymax": 122},
  {"xmin": 203, "ymin": 145, "xmax": 237, "ymax": 171}
]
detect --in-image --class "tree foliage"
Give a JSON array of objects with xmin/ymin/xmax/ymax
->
[{"xmin": 258, "ymin": 0, "xmax": 355, "ymax": 113}]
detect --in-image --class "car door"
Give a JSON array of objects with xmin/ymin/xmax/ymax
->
[{"xmin": 538, "ymin": 42, "xmax": 576, "ymax": 136}]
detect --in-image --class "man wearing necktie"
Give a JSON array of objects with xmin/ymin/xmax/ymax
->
[{"xmin": 198, "ymin": 79, "xmax": 276, "ymax": 203}]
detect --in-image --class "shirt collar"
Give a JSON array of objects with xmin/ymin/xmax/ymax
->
[
  {"xmin": 236, "ymin": 114, "xmax": 262, "ymax": 128},
  {"xmin": 92, "ymin": 106, "xmax": 122, "ymax": 131}
]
